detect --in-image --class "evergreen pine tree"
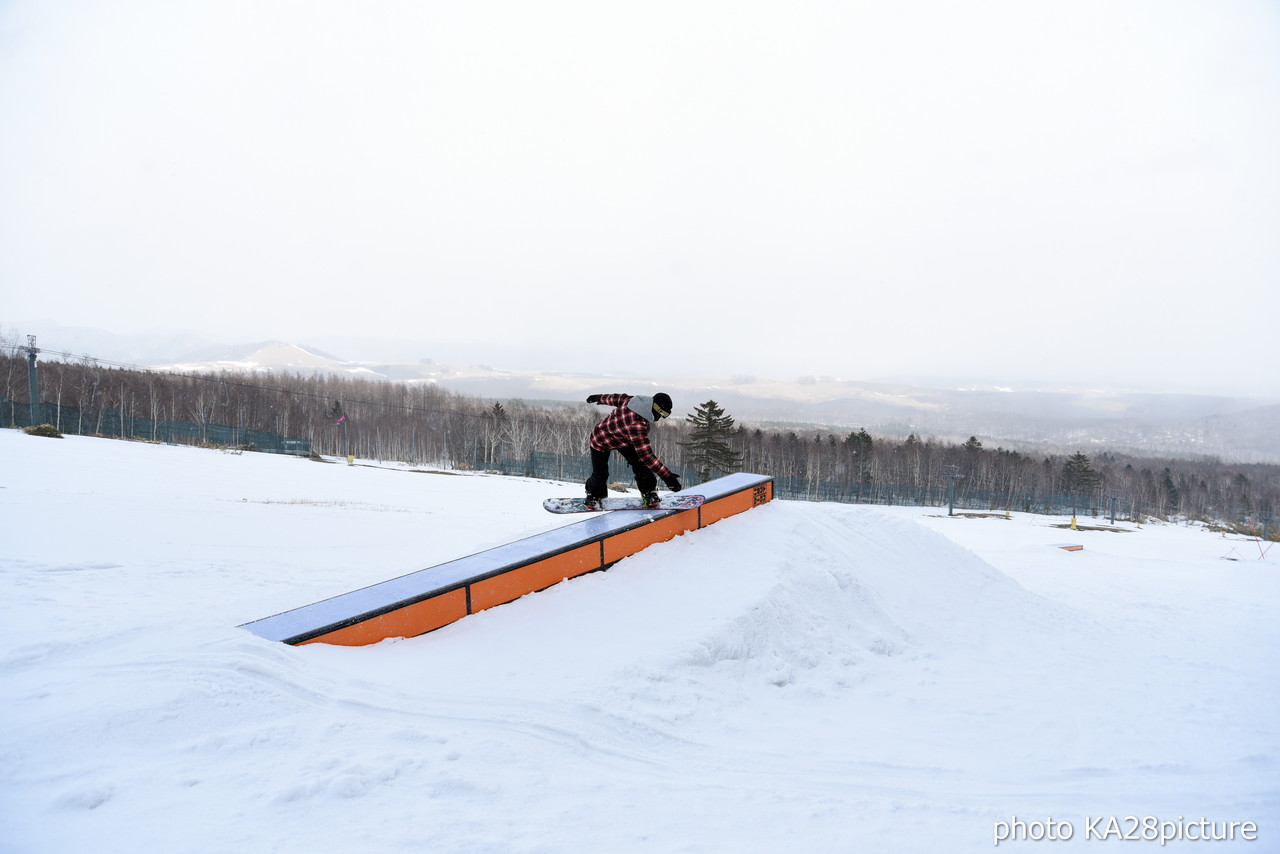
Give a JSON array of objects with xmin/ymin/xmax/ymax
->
[
  {"xmin": 681, "ymin": 399, "xmax": 743, "ymax": 483},
  {"xmin": 1161, "ymin": 467, "xmax": 1181, "ymax": 511},
  {"xmin": 844, "ymin": 428, "xmax": 874, "ymax": 459},
  {"xmin": 1062, "ymin": 452, "xmax": 1102, "ymax": 496}
]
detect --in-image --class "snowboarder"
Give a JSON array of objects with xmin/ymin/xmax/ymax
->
[{"xmin": 584, "ymin": 393, "xmax": 682, "ymax": 509}]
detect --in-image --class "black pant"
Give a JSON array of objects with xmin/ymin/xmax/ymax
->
[{"xmin": 586, "ymin": 446, "xmax": 656, "ymax": 499}]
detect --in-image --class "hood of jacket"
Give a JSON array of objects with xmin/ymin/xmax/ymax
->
[{"xmin": 626, "ymin": 395, "xmax": 656, "ymax": 424}]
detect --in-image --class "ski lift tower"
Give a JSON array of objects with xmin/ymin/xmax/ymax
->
[
  {"xmin": 1106, "ymin": 490, "xmax": 1123, "ymax": 525},
  {"xmin": 943, "ymin": 465, "xmax": 964, "ymax": 516},
  {"xmin": 26, "ymin": 335, "xmax": 39, "ymax": 426}
]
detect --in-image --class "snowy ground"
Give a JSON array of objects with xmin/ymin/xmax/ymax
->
[{"xmin": 2, "ymin": 430, "xmax": 1276, "ymax": 853}]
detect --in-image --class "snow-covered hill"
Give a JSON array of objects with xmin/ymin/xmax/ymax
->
[
  {"xmin": 1, "ymin": 430, "xmax": 1276, "ymax": 852},
  {"xmin": 151, "ymin": 341, "xmax": 391, "ymax": 379}
]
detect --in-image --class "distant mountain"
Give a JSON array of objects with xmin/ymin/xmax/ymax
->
[
  {"xmin": 144, "ymin": 341, "xmax": 1280, "ymax": 461},
  {"xmin": 152, "ymin": 342, "xmax": 388, "ymax": 377},
  {"xmin": 10, "ymin": 321, "xmax": 1279, "ymax": 462},
  {"xmin": 5, "ymin": 321, "xmax": 230, "ymax": 366}
]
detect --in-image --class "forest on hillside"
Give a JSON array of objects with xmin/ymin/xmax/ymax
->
[{"xmin": 2, "ymin": 349, "xmax": 1276, "ymax": 535}]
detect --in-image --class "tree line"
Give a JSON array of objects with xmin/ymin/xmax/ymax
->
[{"xmin": 2, "ymin": 348, "xmax": 1276, "ymax": 533}]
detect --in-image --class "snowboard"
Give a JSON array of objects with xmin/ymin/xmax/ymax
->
[{"xmin": 543, "ymin": 494, "xmax": 705, "ymax": 514}]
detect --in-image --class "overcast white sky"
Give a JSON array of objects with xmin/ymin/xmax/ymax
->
[{"xmin": 2, "ymin": 0, "xmax": 1277, "ymax": 394}]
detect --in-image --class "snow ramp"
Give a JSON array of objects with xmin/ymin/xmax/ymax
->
[
  {"xmin": 549, "ymin": 499, "xmax": 1063, "ymax": 694},
  {"xmin": 240, "ymin": 472, "xmax": 774, "ymax": 646}
]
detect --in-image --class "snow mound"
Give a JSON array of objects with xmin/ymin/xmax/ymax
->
[
  {"xmin": 321, "ymin": 500, "xmax": 1064, "ymax": 726},
  {"xmin": 4, "ymin": 431, "xmax": 1275, "ymax": 854}
]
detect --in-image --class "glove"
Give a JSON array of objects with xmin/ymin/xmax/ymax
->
[
  {"xmin": 586, "ymin": 394, "xmax": 602, "ymax": 404},
  {"xmin": 663, "ymin": 474, "xmax": 682, "ymax": 492}
]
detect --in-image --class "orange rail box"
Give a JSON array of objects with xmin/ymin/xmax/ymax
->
[{"xmin": 241, "ymin": 473, "xmax": 774, "ymax": 646}]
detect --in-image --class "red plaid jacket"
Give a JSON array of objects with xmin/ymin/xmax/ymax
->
[{"xmin": 589, "ymin": 394, "xmax": 673, "ymax": 479}]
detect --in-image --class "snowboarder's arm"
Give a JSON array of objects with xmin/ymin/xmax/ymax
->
[{"xmin": 626, "ymin": 428, "xmax": 673, "ymax": 480}]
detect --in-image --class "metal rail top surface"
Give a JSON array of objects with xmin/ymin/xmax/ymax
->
[{"xmin": 241, "ymin": 472, "xmax": 772, "ymax": 643}]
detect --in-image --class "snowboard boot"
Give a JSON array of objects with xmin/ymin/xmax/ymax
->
[
  {"xmin": 641, "ymin": 491, "xmax": 661, "ymax": 508},
  {"xmin": 583, "ymin": 495, "xmax": 603, "ymax": 511}
]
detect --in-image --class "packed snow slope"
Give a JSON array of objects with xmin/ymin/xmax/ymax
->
[{"xmin": 1, "ymin": 430, "xmax": 1276, "ymax": 853}]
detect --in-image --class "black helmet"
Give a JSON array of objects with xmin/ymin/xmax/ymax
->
[{"xmin": 652, "ymin": 392, "xmax": 672, "ymax": 420}]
